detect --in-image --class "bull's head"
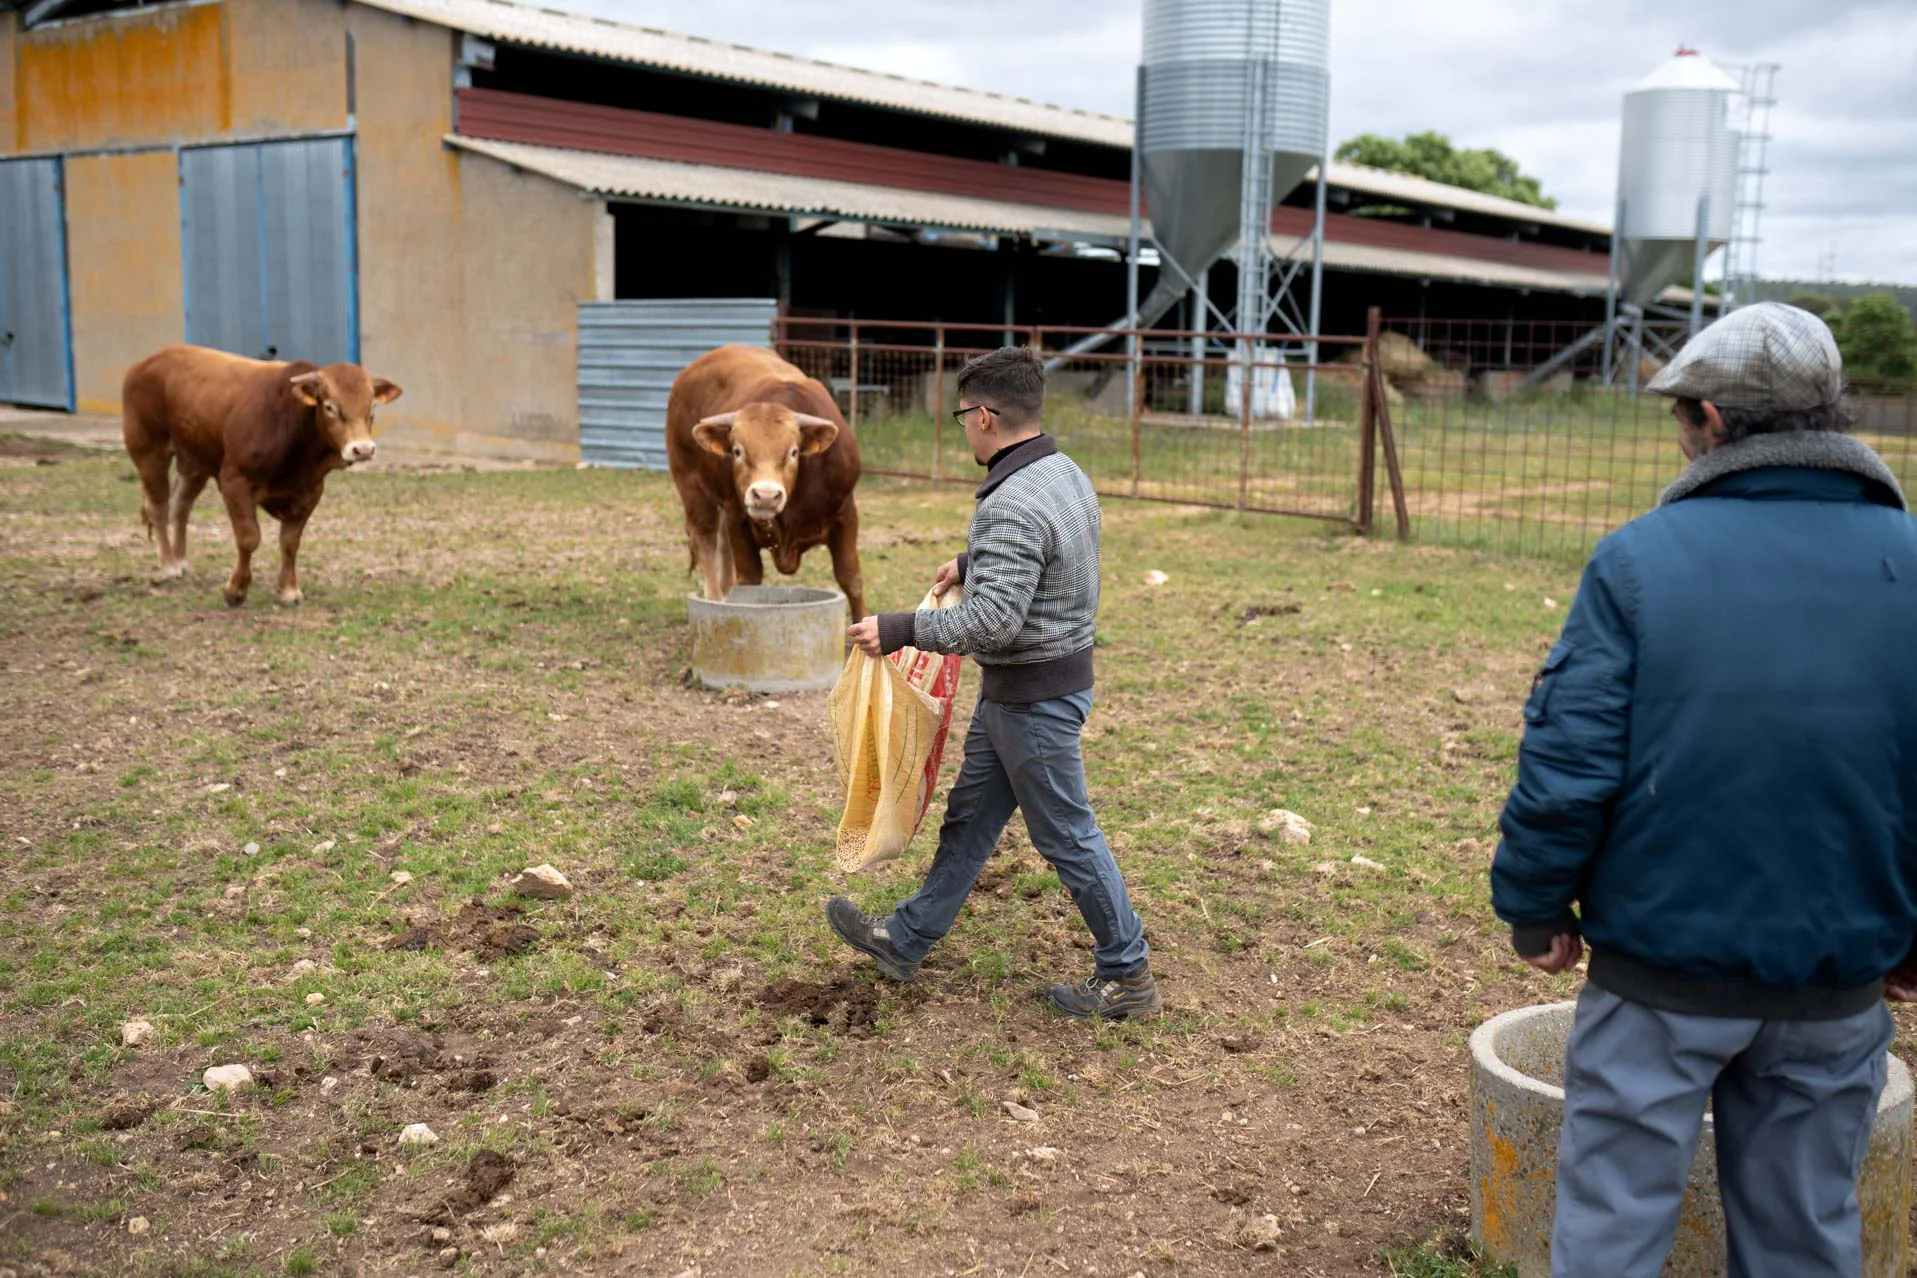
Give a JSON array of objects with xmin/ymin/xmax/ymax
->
[
  {"xmin": 290, "ymin": 365, "xmax": 403, "ymax": 466},
  {"xmin": 693, "ymin": 404, "xmax": 839, "ymax": 522}
]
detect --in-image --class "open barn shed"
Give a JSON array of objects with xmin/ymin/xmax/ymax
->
[{"xmin": 2, "ymin": 0, "xmax": 1666, "ymax": 463}]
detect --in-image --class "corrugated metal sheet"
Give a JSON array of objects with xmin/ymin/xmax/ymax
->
[
  {"xmin": 449, "ymin": 135, "xmax": 1131, "ymax": 239},
  {"xmin": 451, "ymin": 133, "xmax": 1615, "ymax": 290},
  {"xmin": 0, "ymin": 156, "xmax": 75, "ymax": 410},
  {"xmin": 182, "ymin": 137, "xmax": 358, "ymax": 365},
  {"xmin": 1316, "ymin": 163, "xmax": 1609, "ymax": 236},
  {"xmin": 357, "ymin": 0, "xmax": 1131, "ymax": 147},
  {"xmin": 578, "ymin": 298, "xmax": 777, "ymax": 470},
  {"xmin": 457, "ymin": 89, "xmax": 1127, "ymax": 216}
]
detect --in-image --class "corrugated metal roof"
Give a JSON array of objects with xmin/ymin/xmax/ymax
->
[
  {"xmin": 358, "ymin": 0, "xmax": 1131, "ymax": 146},
  {"xmin": 446, "ymin": 134, "xmax": 1133, "ymax": 238},
  {"xmin": 360, "ymin": 0, "xmax": 1606, "ymax": 238},
  {"xmin": 450, "ymin": 135, "xmax": 1621, "ymax": 296},
  {"xmin": 1314, "ymin": 163, "xmax": 1610, "ymax": 237}
]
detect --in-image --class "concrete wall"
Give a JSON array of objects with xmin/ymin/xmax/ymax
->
[{"xmin": 0, "ymin": 0, "xmax": 596, "ymax": 461}]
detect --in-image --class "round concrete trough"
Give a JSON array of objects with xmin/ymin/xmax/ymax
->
[
  {"xmin": 687, "ymin": 586, "xmax": 847, "ymax": 694},
  {"xmin": 1470, "ymin": 1001, "xmax": 1912, "ymax": 1277}
]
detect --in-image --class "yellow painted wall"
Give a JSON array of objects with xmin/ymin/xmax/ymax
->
[
  {"xmin": 13, "ymin": 0, "xmax": 233, "ymax": 152},
  {"xmin": 64, "ymin": 152, "xmax": 184, "ymax": 414}
]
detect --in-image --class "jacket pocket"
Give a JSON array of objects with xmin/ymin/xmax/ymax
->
[{"xmin": 1523, "ymin": 640, "xmax": 1576, "ymax": 726}]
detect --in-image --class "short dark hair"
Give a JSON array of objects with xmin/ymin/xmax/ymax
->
[
  {"xmin": 955, "ymin": 346, "xmax": 1045, "ymax": 428},
  {"xmin": 1676, "ymin": 396, "xmax": 1853, "ymax": 443}
]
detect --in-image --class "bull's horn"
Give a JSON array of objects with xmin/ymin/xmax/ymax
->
[
  {"xmin": 791, "ymin": 414, "xmax": 838, "ymax": 429},
  {"xmin": 694, "ymin": 411, "xmax": 742, "ymax": 429}
]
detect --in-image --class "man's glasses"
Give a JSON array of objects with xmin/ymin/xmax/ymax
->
[{"xmin": 951, "ymin": 404, "xmax": 1000, "ymax": 426}]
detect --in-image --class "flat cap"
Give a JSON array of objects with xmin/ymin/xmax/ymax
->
[{"xmin": 1646, "ymin": 302, "xmax": 1844, "ymax": 411}]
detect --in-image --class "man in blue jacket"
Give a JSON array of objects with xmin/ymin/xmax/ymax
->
[{"xmin": 1491, "ymin": 302, "xmax": 1917, "ymax": 1278}]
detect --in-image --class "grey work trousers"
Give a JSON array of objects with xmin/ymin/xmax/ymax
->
[
  {"xmin": 1551, "ymin": 983, "xmax": 1893, "ymax": 1278},
  {"xmin": 885, "ymin": 691, "xmax": 1149, "ymax": 979}
]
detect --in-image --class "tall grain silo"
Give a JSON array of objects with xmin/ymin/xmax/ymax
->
[
  {"xmin": 1087, "ymin": 0, "xmax": 1329, "ymax": 359},
  {"xmin": 1614, "ymin": 49, "xmax": 1740, "ymax": 310}
]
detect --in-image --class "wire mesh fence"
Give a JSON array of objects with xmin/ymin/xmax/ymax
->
[
  {"xmin": 772, "ymin": 313, "xmax": 1917, "ymax": 562},
  {"xmin": 1377, "ymin": 317, "xmax": 1917, "ymax": 558},
  {"xmin": 776, "ymin": 317, "xmax": 1379, "ymax": 525}
]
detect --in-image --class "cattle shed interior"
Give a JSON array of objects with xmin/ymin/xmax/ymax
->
[{"xmin": 1, "ymin": 0, "xmax": 1651, "ymax": 462}]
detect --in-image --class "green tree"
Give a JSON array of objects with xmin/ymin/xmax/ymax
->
[
  {"xmin": 1829, "ymin": 293, "xmax": 1917, "ymax": 393},
  {"xmin": 1333, "ymin": 131, "xmax": 1558, "ymax": 210}
]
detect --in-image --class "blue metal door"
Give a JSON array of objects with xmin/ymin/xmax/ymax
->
[
  {"xmin": 0, "ymin": 157, "xmax": 75, "ymax": 410},
  {"xmin": 181, "ymin": 137, "xmax": 357, "ymax": 366}
]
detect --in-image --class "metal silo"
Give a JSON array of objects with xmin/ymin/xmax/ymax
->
[
  {"xmin": 1615, "ymin": 49, "xmax": 1740, "ymax": 309},
  {"xmin": 1139, "ymin": 0, "xmax": 1329, "ymax": 298}
]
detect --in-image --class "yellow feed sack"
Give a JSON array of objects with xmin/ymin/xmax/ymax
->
[{"xmin": 829, "ymin": 588, "xmax": 964, "ymax": 873}]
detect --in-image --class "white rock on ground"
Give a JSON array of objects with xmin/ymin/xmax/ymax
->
[
  {"xmin": 1143, "ymin": 570, "xmax": 1170, "ymax": 586},
  {"xmin": 510, "ymin": 864, "xmax": 573, "ymax": 900},
  {"xmin": 1257, "ymin": 809, "xmax": 1314, "ymax": 845},
  {"xmin": 1350, "ymin": 855, "xmax": 1386, "ymax": 871},
  {"xmin": 320, "ymin": 1076, "xmax": 339, "ymax": 1094},
  {"xmin": 203, "ymin": 1064, "xmax": 253, "ymax": 1092},
  {"xmin": 120, "ymin": 1020, "xmax": 156, "ymax": 1048},
  {"xmin": 127, "ymin": 1216, "xmax": 150, "ymax": 1235},
  {"xmin": 389, "ymin": 870, "xmax": 414, "ymax": 886},
  {"xmin": 397, "ymin": 1123, "xmax": 439, "ymax": 1147},
  {"xmin": 305, "ymin": 993, "xmax": 326, "ymax": 1006},
  {"xmin": 1003, "ymin": 1101, "xmax": 1040, "ymax": 1123}
]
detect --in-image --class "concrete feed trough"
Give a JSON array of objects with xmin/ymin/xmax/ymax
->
[
  {"xmin": 687, "ymin": 586, "xmax": 846, "ymax": 693},
  {"xmin": 1470, "ymin": 1001, "xmax": 1912, "ymax": 1278}
]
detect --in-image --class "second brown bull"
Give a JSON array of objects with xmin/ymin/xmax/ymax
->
[{"xmin": 665, "ymin": 344, "xmax": 865, "ymax": 619}]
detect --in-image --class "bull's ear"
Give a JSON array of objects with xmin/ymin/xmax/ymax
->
[
  {"xmin": 692, "ymin": 411, "xmax": 740, "ymax": 456},
  {"xmin": 371, "ymin": 377, "xmax": 403, "ymax": 406},
  {"xmin": 288, "ymin": 371, "xmax": 326, "ymax": 407},
  {"xmin": 794, "ymin": 413, "xmax": 839, "ymax": 455}
]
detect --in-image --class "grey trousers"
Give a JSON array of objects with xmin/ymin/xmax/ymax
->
[
  {"xmin": 1552, "ymin": 983, "xmax": 1892, "ymax": 1278},
  {"xmin": 884, "ymin": 690, "xmax": 1149, "ymax": 979}
]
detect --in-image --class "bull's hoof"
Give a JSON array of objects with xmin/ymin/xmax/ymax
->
[
  {"xmin": 153, "ymin": 562, "xmax": 187, "ymax": 582},
  {"xmin": 277, "ymin": 587, "xmax": 303, "ymax": 607},
  {"xmin": 223, "ymin": 586, "xmax": 248, "ymax": 608}
]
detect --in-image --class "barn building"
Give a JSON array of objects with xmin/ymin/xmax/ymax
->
[{"xmin": 2, "ymin": 0, "xmax": 1643, "ymax": 462}]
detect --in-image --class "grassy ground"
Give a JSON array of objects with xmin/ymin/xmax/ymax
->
[{"xmin": 0, "ymin": 434, "xmax": 1904, "ymax": 1276}]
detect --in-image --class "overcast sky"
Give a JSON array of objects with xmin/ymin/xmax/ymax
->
[{"xmin": 558, "ymin": 0, "xmax": 1916, "ymax": 284}]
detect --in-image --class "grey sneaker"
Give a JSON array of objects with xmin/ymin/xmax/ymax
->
[
  {"xmin": 1044, "ymin": 965, "xmax": 1163, "ymax": 1020},
  {"xmin": 825, "ymin": 897, "xmax": 919, "ymax": 982}
]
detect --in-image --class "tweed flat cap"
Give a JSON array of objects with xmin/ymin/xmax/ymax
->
[{"xmin": 1646, "ymin": 302, "xmax": 1844, "ymax": 411}]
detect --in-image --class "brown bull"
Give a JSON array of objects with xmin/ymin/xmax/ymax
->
[
  {"xmin": 665, "ymin": 345, "xmax": 864, "ymax": 618},
  {"xmin": 121, "ymin": 345, "xmax": 401, "ymax": 607}
]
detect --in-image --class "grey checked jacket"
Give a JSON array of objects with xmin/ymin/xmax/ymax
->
[{"xmin": 875, "ymin": 435, "xmax": 1100, "ymax": 704}]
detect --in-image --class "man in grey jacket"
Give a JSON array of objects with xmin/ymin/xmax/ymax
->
[{"xmin": 830, "ymin": 345, "xmax": 1158, "ymax": 1020}]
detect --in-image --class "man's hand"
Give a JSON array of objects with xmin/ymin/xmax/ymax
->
[
  {"xmin": 931, "ymin": 558, "xmax": 961, "ymax": 599},
  {"xmin": 1524, "ymin": 932, "xmax": 1585, "ymax": 976},
  {"xmin": 1886, "ymin": 959, "xmax": 1917, "ymax": 1003},
  {"xmin": 847, "ymin": 616, "xmax": 883, "ymax": 657}
]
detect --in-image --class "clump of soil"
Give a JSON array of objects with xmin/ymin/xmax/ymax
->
[
  {"xmin": 101, "ymin": 1093, "xmax": 156, "ymax": 1131},
  {"xmin": 459, "ymin": 1149, "xmax": 516, "ymax": 1208},
  {"xmin": 744, "ymin": 1055, "xmax": 773, "ymax": 1084},
  {"xmin": 759, "ymin": 979, "xmax": 880, "ymax": 1035},
  {"xmin": 383, "ymin": 898, "xmax": 541, "ymax": 961}
]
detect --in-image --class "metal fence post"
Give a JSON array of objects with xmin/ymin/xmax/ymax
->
[
  {"xmin": 1357, "ymin": 307, "xmax": 1380, "ymax": 534},
  {"xmin": 848, "ymin": 320, "xmax": 860, "ymax": 441},
  {"xmin": 932, "ymin": 323, "xmax": 945, "ymax": 484},
  {"xmin": 1128, "ymin": 325, "xmax": 1142, "ymax": 498},
  {"xmin": 1238, "ymin": 337, "xmax": 1252, "ymax": 511}
]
